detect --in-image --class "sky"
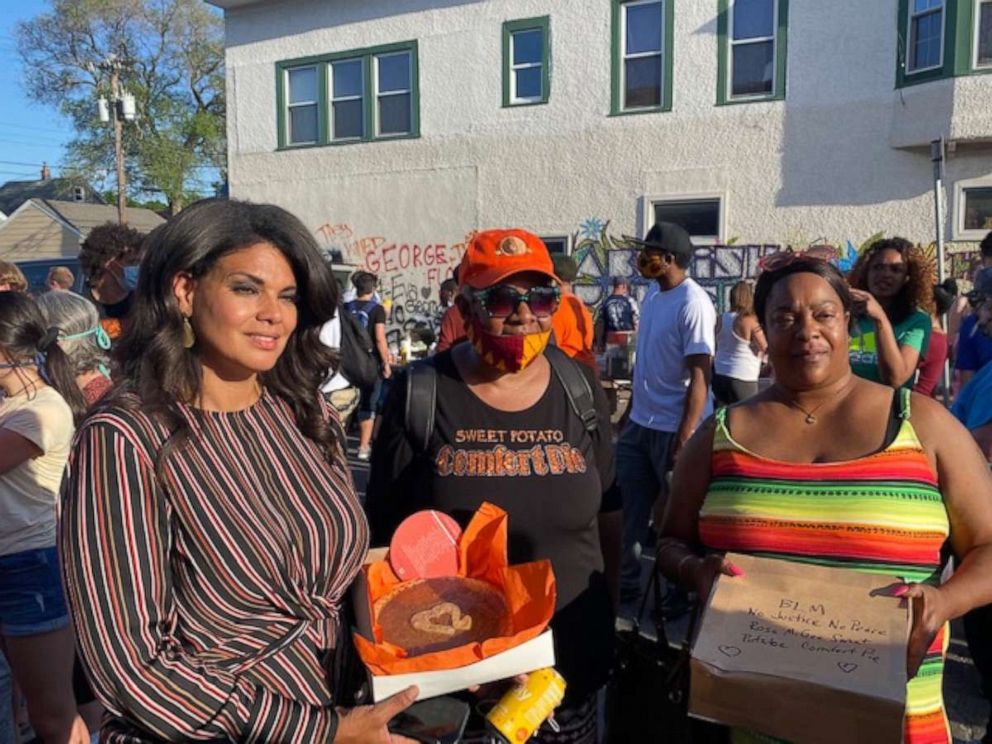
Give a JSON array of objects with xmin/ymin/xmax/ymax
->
[{"xmin": 0, "ymin": 0, "xmax": 75, "ymax": 189}]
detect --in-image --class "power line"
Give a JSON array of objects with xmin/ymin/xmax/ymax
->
[{"xmin": 0, "ymin": 119, "xmax": 74, "ymax": 136}]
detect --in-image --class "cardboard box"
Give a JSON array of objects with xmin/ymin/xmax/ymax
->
[
  {"xmin": 352, "ymin": 547, "xmax": 556, "ymax": 703},
  {"xmin": 690, "ymin": 553, "xmax": 910, "ymax": 744}
]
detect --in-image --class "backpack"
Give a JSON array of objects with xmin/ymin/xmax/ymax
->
[
  {"xmin": 337, "ymin": 307, "xmax": 379, "ymax": 389},
  {"xmin": 345, "ymin": 299, "xmax": 379, "ymax": 330},
  {"xmin": 404, "ymin": 345, "xmax": 600, "ymax": 454}
]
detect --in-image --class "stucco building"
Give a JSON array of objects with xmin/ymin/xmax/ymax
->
[{"xmin": 209, "ymin": 0, "xmax": 992, "ymax": 326}]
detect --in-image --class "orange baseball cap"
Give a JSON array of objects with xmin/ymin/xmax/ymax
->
[{"xmin": 459, "ymin": 229, "xmax": 560, "ymax": 289}]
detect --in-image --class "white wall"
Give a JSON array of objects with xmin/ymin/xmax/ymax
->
[{"xmin": 222, "ymin": 0, "xmax": 992, "ymax": 329}]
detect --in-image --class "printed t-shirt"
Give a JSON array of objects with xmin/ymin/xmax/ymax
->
[
  {"xmin": 630, "ymin": 278, "xmax": 716, "ymax": 432},
  {"xmin": 0, "ymin": 386, "xmax": 74, "ymax": 556},
  {"xmin": 603, "ymin": 294, "xmax": 638, "ymax": 332},
  {"xmin": 849, "ymin": 309, "xmax": 931, "ymax": 387},
  {"xmin": 366, "ymin": 350, "xmax": 619, "ymax": 703},
  {"xmin": 955, "ymin": 315, "xmax": 992, "ymax": 373}
]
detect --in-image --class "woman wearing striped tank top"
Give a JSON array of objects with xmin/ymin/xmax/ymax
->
[
  {"xmin": 658, "ymin": 254, "xmax": 992, "ymax": 744},
  {"xmin": 60, "ymin": 201, "xmax": 419, "ymax": 744}
]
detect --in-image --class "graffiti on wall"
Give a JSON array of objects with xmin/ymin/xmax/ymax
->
[{"xmin": 316, "ymin": 221, "xmax": 467, "ymax": 345}]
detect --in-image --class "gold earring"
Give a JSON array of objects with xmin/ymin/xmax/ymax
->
[{"xmin": 182, "ymin": 315, "xmax": 195, "ymax": 349}]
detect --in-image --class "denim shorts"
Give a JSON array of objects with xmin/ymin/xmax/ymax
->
[{"xmin": 0, "ymin": 546, "xmax": 71, "ymax": 636}]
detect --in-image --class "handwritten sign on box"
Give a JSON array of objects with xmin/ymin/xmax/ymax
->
[{"xmin": 690, "ymin": 553, "xmax": 910, "ymax": 744}]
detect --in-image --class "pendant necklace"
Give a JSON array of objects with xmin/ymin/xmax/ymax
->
[{"xmin": 780, "ymin": 379, "xmax": 855, "ymax": 425}]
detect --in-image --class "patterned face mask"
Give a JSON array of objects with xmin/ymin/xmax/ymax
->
[
  {"xmin": 637, "ymin": 251, "xmax": 667, "ymax": 279},
  {"xmin": 465, "ymin": 315, "xmax": 551, "ymax": 373}
]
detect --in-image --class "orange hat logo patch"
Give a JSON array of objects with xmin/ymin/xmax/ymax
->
[{"xmin": 496, "ymin": 236, "xmax": 530, "ymax": 257}]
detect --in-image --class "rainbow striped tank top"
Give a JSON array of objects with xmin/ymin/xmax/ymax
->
[{"xmin": 699, "ymin": 389, "xmax": 951, "ymax": 744}]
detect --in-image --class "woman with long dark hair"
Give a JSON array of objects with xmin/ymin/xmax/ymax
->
[
  {"xmin": 0, "ymin": 292, "xmax": 88, "ymax": 744},
  {"xmin": 712, "ymin": 280, "xmax": 766, "ymax": 405},
  {"xmin": 847, "ymin": 237, "xmax": 935, "ymax": 388},
  {"xmin": 61, "ymin": 199, "xmax": 417, "ymax": 744}
]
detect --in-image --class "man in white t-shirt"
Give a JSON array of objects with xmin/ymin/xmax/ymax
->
[{"xmin": 617, "ymin": 221, "xmax": 716, "ymax": 604}]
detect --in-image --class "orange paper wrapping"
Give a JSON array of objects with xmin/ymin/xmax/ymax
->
[{"xmin": 353, "ymin": 502, "xmax": 556, "ymax": 675}]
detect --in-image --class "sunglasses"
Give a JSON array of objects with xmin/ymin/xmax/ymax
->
[{"xmin": 473, "ymin": 284, "xmax": 561, "ymax": 318}]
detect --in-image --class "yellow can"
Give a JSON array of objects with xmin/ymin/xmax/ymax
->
[{"xmin": 485, "ymin": 668, "xmax": 566, "ymax": 743}]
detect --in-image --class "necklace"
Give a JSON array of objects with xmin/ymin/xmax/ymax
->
[{"xmin": 777, "ymin": 379, "xmax": 855, "ymax": 425}]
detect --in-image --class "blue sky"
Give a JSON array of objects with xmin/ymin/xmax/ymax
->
[{"xmin": 0, "ymin": 0, "xmax": 75, "ymax": 187}]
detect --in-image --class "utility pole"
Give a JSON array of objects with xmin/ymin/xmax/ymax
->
[{"xmin": 97, "ymin": 54, "xmax": 136, "ymax": 225}]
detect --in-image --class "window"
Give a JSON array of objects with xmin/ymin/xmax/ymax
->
[
  {"xmin": 72, "ymin": 186, "xmax": 85, "ymax": 202},
  {"xmin": 277, "ymin": 42, "xmax": 419, "ymax": 149},
  {"xmin": 718, "ymin": 0, "xmax": 788, "ymax": 104},
  {"xmin": 502, "ymin": 17, "xmax": 550, "ymax": 106},
  {"xmin": 651, "ymin": 196, "xmax": 723, "ymax": 243},
  {"xmin": 540, "ymin": 235, "xmax": 571, "ymax": 255},
  {"xmin": 976, "ymin": 0, "xmax": 992, "ymax": 69},
  {"xmin": 611, "ymin": 0, "xmax": 673, "ymax": 114},
  {"xmin": 955, "ymin": 181, "xmax": 992, "ymax": 240},
  {"xmin": 907, "ymin": 0, "xmax": 944, "ymax": 73},
  {"xmin": 286, "ymin": 66, "xmax": 320, "ymax": 145}
]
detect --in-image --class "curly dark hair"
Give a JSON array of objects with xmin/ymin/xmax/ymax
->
[
  {"xmin": 78, "ymin": 222, "xmax": 146, "ymax": 279},
  {"xmin": 846, "ymin": 237, "xmax": 935, "ymax": 324},
  {"xmin": 109, "ymin": 198, "xmax": 340, "ymax": 474}
]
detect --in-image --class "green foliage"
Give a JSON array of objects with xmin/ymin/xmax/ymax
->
[{"xmin": 16, "ymin": 0, "xmax": 225, "ymax": 214}]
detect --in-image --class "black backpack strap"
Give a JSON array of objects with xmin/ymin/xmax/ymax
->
[
  {"xmin": 544, "ymin": 345, "xmax": 599, "ymax": 434},
  {"xmin": 405, "ymin": 359, "xmax": 437, "ymax": 454}
]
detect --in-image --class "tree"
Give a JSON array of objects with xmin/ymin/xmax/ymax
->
[{"xmin": 16, "ymin": 0, "xmax": 226, "ymax": 214}]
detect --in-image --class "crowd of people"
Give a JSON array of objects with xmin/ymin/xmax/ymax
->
[{"xmin": 0, "ymin": 197, "xmax": 990, "ymax": 744}]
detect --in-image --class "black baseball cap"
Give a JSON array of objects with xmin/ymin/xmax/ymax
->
[{"xmin": 624, "ymin": 221, "xmax": 694, "ymax": 259}]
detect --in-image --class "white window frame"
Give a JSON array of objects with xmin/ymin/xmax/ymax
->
[
  {"xmin": 953, "ymin": 177, "xmax": 992, "ymax": 241},
  {"xmin": 539, "ymin": 234, "xmax": 572, "ymax": 255},
  {"xmin": 509, "ymin": 28, "xmax": 545, "ymax": 104},
  {"xmin": 906, "ymin": 0, "xmax": 946, "ymax": 74},
  {"xmin": 620, "ymin": 0, "xmax": 665, "ymax": 112},
  {"xmin": 373, "ymin": 51, "xmax": 413, "ymax": 139},
  {"xmin": 642, "ymin": 193, "xmax": 726, "ymax": 246},
  {"xmin": 974, "ymin": 0, "xmax": 992, "ymax": 70},
  {"xmin": 285, "ymin": 65, "xmax": 320, "ymax": 146},
  {"xmin": 727, "ymin": 0, "xmax": 778, "ymax": 100},
  {"xmin": 329, "ymin": 58, "xmax": 364, "ymax": 142}
]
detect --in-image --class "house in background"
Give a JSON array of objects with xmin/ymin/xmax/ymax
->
[
  {"xmin": 0, "ymin": 164, "xmax": 104, "ymax": 218},
  {"xmin": 209, "ymin": 0, "xmax": 992, "ymax": 324},
  {"xmin": 0, "ymin": 198, "xmax": 165, "ymax": 262}
]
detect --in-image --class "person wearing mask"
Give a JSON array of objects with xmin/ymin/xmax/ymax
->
[
  {"xmin": 616, "ymin": 221, "xmax": 715, "ymax": 604},
  {"xmin": 712, "ymin": 280, "xmax": 766, "ymax": 405},
  {"xmin": 550, "ymin": 254, "xmax": 597, "ymax": 370},
  {"xmin": 915, "ymin": 279, "xmax": 957, "ymax": 398},
  {"xmin": 78, "ymin": 222, "xmax": 146, "ymax": 336},
  {"xmin": 60, "ymin": 199, "xmax": 418, "ymax": 744},
  {"xmin": 37, "ymin": 291, "xmax": 113, "ymax": 406},
  {"xmin": 955, "ymin": 268, "xmax": 992, "ymax": 387},
  {"xmin": 848, "ymin": 237, "xmax": 934, "ymax": 389},
  {"xmin": 46, "ymin": 266, "xmax": 75, "ymax": 292},
  {"xmin": 366, "ymin": 229, "xmax": 620, "ymax": 743},
  {"xmin": 659, "ymin": 253, "xmax": 992, "ymax": 744},
  {"xmin": 346, "ymin": 272, "xmax": 390, "ymax": 460},
  {"xmin": 0, "ymin": 262, "xmax": 27, "ymax": 294},
  {"xmin": 435, "ymin": 265, "xmax": 467, "ymax": 353},
  {"xmin": 0, "ymin": 292, "xmax": 88, "ymax": 744}
]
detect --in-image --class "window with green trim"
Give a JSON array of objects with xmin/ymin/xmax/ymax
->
[
  {"xmin": 717, "ymin": 0, "xmax": 788, "ymax": 104},
  {"xmin": 276, "ymin": 41, "xmax": 419, "ymax": 149},
  {"xmin": 611, "ymin": 0, "xmax": 673, "ymax": 114},
  {"xmin": 907, "ymin": 0, "xmax": 945, "ymax": 73},
  {"xmin": 502, "ymin": 17, "xmax": 550, "ymax": 106},
  {"xmin": 975, "ymin": 0, "xmax": 992, "ymax": 68}
]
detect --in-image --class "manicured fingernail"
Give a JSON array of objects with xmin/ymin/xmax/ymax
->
[
  {"xmin": 728, "ymin": 564, "xmax": 745, "ymax": 577},
  {"xmin": 891, "ymin": 584, "xmax": 910, "ymax": 597}
]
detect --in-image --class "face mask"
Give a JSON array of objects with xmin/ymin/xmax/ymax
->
[
  {"xmin": 638, "ymin": 251, "xmax": 667, "ymax": 279},
  {"xmin": 120, "ymin": 265, "xmax": 140, "ymax": 291},
  {"xmin": 465, "ymin": 315, "xmax": 551, "ymax": 373},
  {"xmin": 62, "ymin": 325, "xmax": 112, "ymax": 351}
]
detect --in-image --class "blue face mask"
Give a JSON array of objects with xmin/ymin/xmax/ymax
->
[{"xmin": 121, "ymin": 265, "xmax": 140, "ymax": 292}]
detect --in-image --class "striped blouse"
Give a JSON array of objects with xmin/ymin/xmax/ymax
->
[{"xmin": 60, "ymin": 389, "xmax": 368, "ymax": 743}]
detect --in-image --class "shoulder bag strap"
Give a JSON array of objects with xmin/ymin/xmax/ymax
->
[{"xmin": 404, "ymin": 359, "xmax": 437, "ymax": 454}]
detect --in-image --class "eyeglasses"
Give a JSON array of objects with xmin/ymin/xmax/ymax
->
[
  {"xmin": 473, "ymin": 285, "xmax": 561, "ymax": 318},
  {"xmin": 757, "ymin": 246, "xmax": 839, "ymax": 273}
]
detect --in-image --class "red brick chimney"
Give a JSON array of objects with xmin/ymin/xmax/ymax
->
[{"xmin": 40, "ymin": 163, "xmax": 51, "ymax": 181}]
